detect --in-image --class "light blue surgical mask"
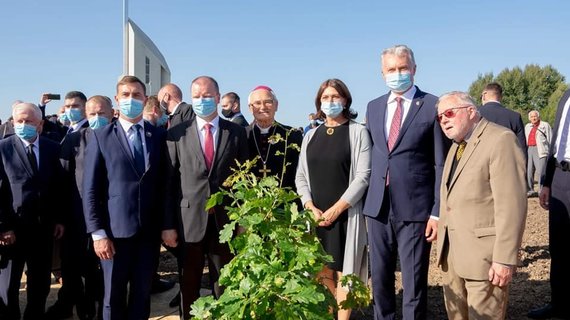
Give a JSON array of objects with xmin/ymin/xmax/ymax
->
[
  {"xmin": 58, "ymin": 112, "xmax": 70, "ymax": 125},
  {"xmin": 14, "ymin": 123, "xmax": 38, "ymax": 141},
  {"xmin": 156, "ymin": 113, "xmax": 168, "ymax": 127},
  {"xmin": 119, "ymin": 98, "xmax": 144, "ymax": 119},
  {"xmin": 66, "ymin": 108, "xmax": 84, "ymax": 123},
  {"xmin": 88, "ymin": 115, "xmax": 110, "ymax": 130},
  {"xmin": 320, "ymin": 101, "xmax": 344, "ymax": 118},
  {"xmin": 192, "ymin": 98, "xmax": 217, "ymax": 118},
  {"xmin": 385, "ymin": 72, "xmax": 413, "ymax": 93}
]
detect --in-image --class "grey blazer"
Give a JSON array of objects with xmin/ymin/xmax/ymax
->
[{"xmin": 295, "ymin": 120, "xmax": 371, "ymax": 283}]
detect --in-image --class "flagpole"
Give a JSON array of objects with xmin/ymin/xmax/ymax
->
[{"xmin": 123, "ymin": 0, "xmax": 129, "ymax": 75}]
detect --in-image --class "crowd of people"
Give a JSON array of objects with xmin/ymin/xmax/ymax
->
[{"xmin": 0, "ymin": 44, "xmax": 569, "ymax": 320}]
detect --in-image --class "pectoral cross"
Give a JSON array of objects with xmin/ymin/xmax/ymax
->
[{"xmin": 259, "ymin": 163, "xmax": 272, "ymax": 178}]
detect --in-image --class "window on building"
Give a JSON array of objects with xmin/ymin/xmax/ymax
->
[{"xmin": 145, "ymin": 56, "xmax": 150, "ymax": 84}]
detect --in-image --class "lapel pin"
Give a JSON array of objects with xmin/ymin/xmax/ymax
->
[
  {"xmin": 146, "ymin": 131, "xmax": 152, "ymax": 138},
  {"xmin": 416, "ymin": 101, "xmax": 421, "ymax": 106}
]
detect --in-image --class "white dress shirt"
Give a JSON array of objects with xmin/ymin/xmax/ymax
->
[
  {"xmin": 554, "ymin": 96, "xmax": 570, "ymax": 162},
  {"xmin": 195, "ymin": 115, "xmax": 219, "ymax": 153},
  {"xmin": 18, "ymin": 135, "xmax": 40, "ymax": 166},
  {"xmin": 384, "ymin": 86, "xmax": 417, "ymax": 141}
]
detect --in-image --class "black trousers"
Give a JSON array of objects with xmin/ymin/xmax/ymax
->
[
  {"xmin": 1, "ymin": 222, "xmax": 53, "ymax": 320},
  {"xmin": 178, "ymin": 216, "xmax": 233, "ymax": 320},
  {"xmin": 549, "ymin": 167, "xmax": 570, "ymax": 308}
]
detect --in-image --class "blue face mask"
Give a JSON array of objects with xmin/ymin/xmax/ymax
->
[
  {"xmin": 192, "ymin": 98, "xmax": 217, "ymax": 118},
  {"xmin": 385, "ymin": 72, "xmax": 413, "ymax": 93},
  {"xmin": 14, "ymin": 123, "xmax": 38, "ymax": 141},
  {"xmin": 156, "ymin": 113, "xmax": 168, "ymax": 127},
  {"xmin": 119, "ymin": 98, "xmax": 144, "ymax": 119},
  {"xmin": 320, "ymin": 101, "xmax": 344, "ymax": 118},
  {"xmin": 88, "ymin": 115, "xmax": 110, "ymax": 130},
  {"xmin": 66, "ymin": 108, "xmax": 84, "ymax": 123},
  {"xmin": 59, "ymin": 112, "xmax": 70, "ymax": 125}
]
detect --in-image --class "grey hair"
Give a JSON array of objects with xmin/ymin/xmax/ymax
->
[
  {"xmin": 436, "ymin": 91, "xmax": 478, "ymax": 110},
  {"xmin": 12, "ymin": 102, "xmax": 42, "ymax": 120},
  {"xmin": 382, "ymin": 44, "xmax": 416, "ymax": 67},
  {"xmin": 248, "ymin": 87, "xmax": 278, "ymax": 105},
  {"xmin": 528, "ymin": 109, "xmax": 540, "ymax": 118}
]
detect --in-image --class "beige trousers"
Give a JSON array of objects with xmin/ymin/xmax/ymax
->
[{"xmin": 441, "ymin": 246, "xmax": 509, "ymax": 320}]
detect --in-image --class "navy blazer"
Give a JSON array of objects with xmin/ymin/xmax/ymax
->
[
  {"xmin": 82, "ymin": 121, "xmax": 166, "ymax": 239},
  {"xmin": 479, "ymin": 101, "xmax": 526, "ymax": 152},
  {"xmin": 0, "ymin": 135, "xmax": 66, "ymax": 231},
  {"xmin": 363, "ymin": 87, "xmax": 450, "ymax": 221}
]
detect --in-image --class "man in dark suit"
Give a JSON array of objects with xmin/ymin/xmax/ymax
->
[
  {"xmin": 363, "ymin": 45, "xmax": 449, "ymax": 320},
  {"xmin": 0, "ymin": 102, "xmax": 66, "ymax": 320},
  {"xmin": 162, "ymin": 76, "xmax": 248, "ymax": 319},
  {"xmin": 83, "ymin": 76, "xmax": 166, "ymax": 320},
  {"xmin": 479, "ymin": 82, "xmax": 527, "ymax": 155},
  {"xmin": 48, "ymin": 95, "xmax": 113, "ymax": 320},
  {"xmin": 528, "ymin": 89, "xmax": 570, "ymax": 319},
  {"xmin": 221, "ymin": 92, "xmax": 249, "ymax": 127},
  {"xmin": 246, "ymin": 85, "xmax": 301, "ymax": 188},
  {"xmin": 157, "ymin": 83, "xmax": 193, "ymax": 129}
]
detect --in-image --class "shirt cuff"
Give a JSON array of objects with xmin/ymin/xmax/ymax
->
[
  {"xmin": 430, "ymin": 215, "xmax": 439, "ymax": 221},
  {"xmin": 91, "ymin": 229, "xmax": 108, "ymax": 240}
]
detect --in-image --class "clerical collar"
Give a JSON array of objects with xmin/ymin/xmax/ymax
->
[{"xmin": 255, "ymin": 123, "xmax": 273, "ymax": 134}]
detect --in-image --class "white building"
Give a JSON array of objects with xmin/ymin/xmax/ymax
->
[{"xmin": 125, "ymin": 19, "xmax": 170, "ymax": 96}]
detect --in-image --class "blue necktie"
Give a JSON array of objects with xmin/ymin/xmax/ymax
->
[{"xmin": 132, "ymin": 124, "xmax": 145, "ymax": 175}]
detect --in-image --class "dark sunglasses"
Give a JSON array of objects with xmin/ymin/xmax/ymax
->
[{"xmin": 437, "ymin": 106, "xmax": 470, "ymax": 122}]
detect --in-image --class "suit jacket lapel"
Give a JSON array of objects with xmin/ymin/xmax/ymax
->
[
  {"xmin": 186, "ymin": 118, "xmax": 207, "ymax": 171},
  {"xmin": 12, "ymin": 136, "xmax": 35, "ymax": 177},
  {"xmin": 447, "ymin": 120, "xmax": 487, "ymax": 192},
  {"xmin": 112, "ymin": 122, "xmax": 141, "ymax": 176},
  {"xmin": 377, "ymin": 96, "xmax": 389, "ymax": 154},
  {"xmin": 214, "ymin": 120, "xmax": 230, "ymax": 170},
  {"xmin": 391, "ymin": 93, "xmax": 424, "ymax": 151}
]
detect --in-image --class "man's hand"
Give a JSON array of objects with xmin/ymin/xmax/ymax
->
[
  {"xmin": 488, "ymin": 262, "xmax": 514, "ymax": 287},
  {"xmin": 40, "ymin": 93, "xmax": 52, "ymax": 106},
  {"xmin": 162, "ymin": 229, "xmax": 178, "ymax": 248},
  {"xmin": 94, "ymin": 238, "xmax": 115, "ymax": 260},
  {"xmin": 425, "ymin": 218, "xmax": 438, "ymax": 242},
  {"xmin": 53, "ymin": 224, "xmax": 65, "ymax": 240},
  {"xmin": 539, "ymin": 186, "xmax": 550, "ymax": 210},
  {"xmin": 0, "ymin": 231, "xmax": 16, "ymax": 246}
]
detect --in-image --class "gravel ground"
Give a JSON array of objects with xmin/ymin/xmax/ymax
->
[
  {"xmin": 38, "ymin": 197, "xmax": 550, "ymax": 319},
  {"xmin": 155, "ymin": 197, "xmax": 551, "ymax": 319}
]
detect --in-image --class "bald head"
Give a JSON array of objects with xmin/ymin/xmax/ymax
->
[{"xmin": 157, "ymin": 83, "xmax": 183, "ymax": 114}]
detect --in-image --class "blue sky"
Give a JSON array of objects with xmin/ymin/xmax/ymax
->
[{"xmin": 1, "ymin": 0, "xmax": 569, "ymax": 128}]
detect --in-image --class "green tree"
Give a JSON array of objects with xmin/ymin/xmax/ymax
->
[
  {"xmin": 467, "ymin": 64, "xmax": 567, "ymax": 124},
  {"xmin": 468, "ymin": 72, "xmax": 494, "ymax": 104}
]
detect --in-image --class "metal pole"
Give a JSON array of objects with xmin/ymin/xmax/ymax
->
[{"xmin": 123, "ymin": 0, "xmax": 128, "ymax": 75}]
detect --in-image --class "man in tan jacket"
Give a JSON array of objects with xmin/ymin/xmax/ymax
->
[{"xmin": 435, "ymin": 91, "xmax": 527, "ymax": 319}]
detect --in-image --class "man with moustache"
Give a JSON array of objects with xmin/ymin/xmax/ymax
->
[
  {"xmin": 436, "ymin": 91, "xmax": 527, "ymax": 319},
  {"xmin": 162, "ymin": 76, "xmax": 248, "ymax": 319},
  {"xmin": 82, "ymin": 76, "xmax": 166, "ymax": 320},
  {"xmin": 363, "ymin": 44, "xmax": 449, "ymax": 320}
]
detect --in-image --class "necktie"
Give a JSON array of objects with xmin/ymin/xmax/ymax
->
[
  {"xmin": 166, "ymin": 115, "xmax": 172, "ymax": 129},
  {"xmin": 132, "ymin": 124, "xmax": 145, "ymax": 175},
  {"xmin": 456, "ymin": 141, "xmax": 467, "ymax": 161},
  {"xmin": 388, "ymin": 97, "xmax": 403, "ymax": 151},
  {"xmin": 203, "ymin": 123, "xmax": 214, "ymax": 170},
  {"xmin": 27, "ymin": 144, "xmax": 38, "ymax": 175},
  {"xmin": 67, "ymin": 126, "xmax": 74, "ymax": 135}
]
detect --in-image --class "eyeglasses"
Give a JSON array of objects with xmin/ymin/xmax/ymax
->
[
  {"xmin": 437, "ymin": 106, "xmax": 470, "ymax": 122},
  {"xmin": 251, "ymin": 99, "xmax": 274, "ymax": 107}
]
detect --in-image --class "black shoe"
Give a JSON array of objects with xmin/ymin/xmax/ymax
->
[
  {"xmin": 151, "ymin": 278, "xmax": 175, "ymax": 294},
  {"xmin": 45, "ymin": 302, "xmax": 73, "ymax": 320},
  {"xmin": 169, "ymin": 291, "xmax": 181, "ymax": 308},
  {"xmin": 528, "ymin": 304, "xmax": 570, "ymax": 319}
]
